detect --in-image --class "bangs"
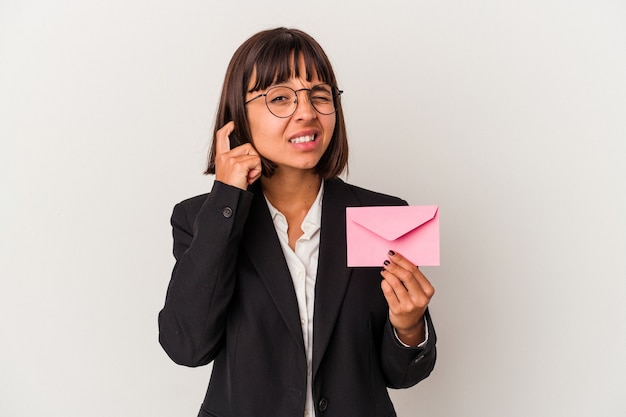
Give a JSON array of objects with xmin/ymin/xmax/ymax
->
[{"xmin": 248, "ymin": 34, "xmax": 334, "ymax": 92}]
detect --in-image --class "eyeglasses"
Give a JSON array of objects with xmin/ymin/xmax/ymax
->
[{"xmin": 245, "ymin": 84, "xmax": 343, "ymax": 118}]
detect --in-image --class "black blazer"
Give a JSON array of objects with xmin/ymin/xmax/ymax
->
[{"xmin": 159, "ymin": 178, "xmax": 436, "ymax": 417}]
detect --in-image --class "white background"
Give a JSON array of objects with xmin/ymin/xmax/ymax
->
[{"xmin": 1, "ymin": 1, "xmax": 625, "ymax": 416}]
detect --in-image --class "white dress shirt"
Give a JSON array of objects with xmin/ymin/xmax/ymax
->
[{"xmin": 265, "ymin": 183, "xmax": 323, "ymax": 417}]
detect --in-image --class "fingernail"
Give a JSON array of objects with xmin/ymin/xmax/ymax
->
[
  {"xmin": 388, "ymin": 250, "xmax": 396, "ymax": 256},
  {"xmin": 383, "ymin": 260, "xmax": 390, "ymax": 266}
]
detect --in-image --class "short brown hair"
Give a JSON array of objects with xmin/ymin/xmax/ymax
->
[{"xmin": 204, "ymin": 27, "xmax": 348, "ymax": 178}]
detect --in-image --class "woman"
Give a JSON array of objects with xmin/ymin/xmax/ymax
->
[{"xmin": 158, "ymin": 27, "xmax": 437, "ymax": 417}]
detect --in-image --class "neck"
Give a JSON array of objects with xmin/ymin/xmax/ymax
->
[{"xmin": 261, "ymin": 170, "xmax": 322, "ymax": 213}]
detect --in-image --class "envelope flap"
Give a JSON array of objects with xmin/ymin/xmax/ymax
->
[{"xmin": 347, "ymin": 206, "xmax": 438, "ymax": 241}]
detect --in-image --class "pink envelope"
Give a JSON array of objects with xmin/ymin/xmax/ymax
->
[{"xmin": 346, "ymin": 206, "xmax": 440, "ymax": 267}]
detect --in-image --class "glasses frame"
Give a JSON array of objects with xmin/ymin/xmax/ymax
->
[{"xmin": 245, "ymin": 84, "xmax": 343, "ymax": 118}]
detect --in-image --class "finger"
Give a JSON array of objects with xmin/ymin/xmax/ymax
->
[
  {"xmin": 245, "ymin": 156, "xmax": 263, "ymax": 184},
  {"xmin": 383, "ymin": 257, "xmax": 423, "ymax": 295},
  {"xmin": 215, "ymin": 121, "xmax": 235, "ymax": 155},
  {"xmin": 236, "ymin": 143, "xmax": 260, "ymax": 157},
  {"xmin": 387, "ymin": 251, "xmax": 435, "ymax": 298},
  {"xmin": 381, "ymin": 267, "xmax": 433, "ymax": 312},
  {"xmin": 386, "ymin": 250, "xmax": 419, "ymax": 272},
  {"xmin": 382, "ymin": 269, "xmax": 431, "ymax": 331},
  {"xmin": 380, "ymin": 268, "xmax": 414, "ymax": 305},
  {"xmin": 380, "ymin": 278, "xmax": 400, "ymax": 308},
  {"xmin": 218, "ymin": 152, "xmax": 263, "ymax": 188}
]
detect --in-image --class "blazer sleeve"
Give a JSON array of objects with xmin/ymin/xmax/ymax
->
[
  {"xmin": 158, "ymin": 181, "xmax": 253, "ymax": 367},
  {"xmin": 380, "ymin": 308, "xmax": 437, "ymax": 389}
]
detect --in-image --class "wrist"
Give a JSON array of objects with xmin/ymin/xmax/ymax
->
[{"xmin": 394, "ymin": 319, "xmax": 426, "ymax": 347}]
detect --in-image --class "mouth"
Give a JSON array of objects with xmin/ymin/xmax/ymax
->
[{"xmin": 289, "ymin": 134, "xmax": 316, "ymax": 144}]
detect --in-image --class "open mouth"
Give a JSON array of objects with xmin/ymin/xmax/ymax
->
[{"xmin": 289, "ymin": 134, "xmax": 316, "ymax": 144}]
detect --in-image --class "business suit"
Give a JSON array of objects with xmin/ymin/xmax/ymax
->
[{"xmin": 158, "ymin": 177, "xmax": 437, "ymax": 417}]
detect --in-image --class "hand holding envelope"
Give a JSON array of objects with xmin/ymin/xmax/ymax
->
[{"xmin": 346, "ymin": 206, "xmax": 440, "ymax": 267}]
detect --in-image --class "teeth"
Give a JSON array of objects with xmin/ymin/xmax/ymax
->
[{"xmin": 290, "ymin": 135, "xmax": 315, "ymax": 144}]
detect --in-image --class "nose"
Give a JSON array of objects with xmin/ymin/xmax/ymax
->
[{"xmin": 293, "ymin": 89, "xmax": 317, "ymax": 118}]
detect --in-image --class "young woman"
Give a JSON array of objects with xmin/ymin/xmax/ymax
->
[{"xmin": 158, "ymin": 27, "xmax": 437, "ymax": 417}]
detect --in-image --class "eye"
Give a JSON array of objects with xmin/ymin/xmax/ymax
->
[
  {"xmin": 310, "ymin": 86, "xmax": 333, "ymax": 103},
  {"xmin": 311, "ymin": 94, "xmax": 332, "ymax": 103},
  {"xmin": 267, "ymin": 87, "xmax": 295, "ymax": 106},
  {"xmin": 269, "ymin": 95, "xmax": 290, "ymax": 103}
]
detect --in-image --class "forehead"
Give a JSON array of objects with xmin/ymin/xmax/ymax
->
[{"xmin": 248, "ymin": 52, "xmax": 330, "ymax": 92}]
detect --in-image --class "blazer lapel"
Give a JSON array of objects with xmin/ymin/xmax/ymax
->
[
  {"xmin": 241, "ymin": 183, "xmax": 305, "ymax": 353},
  {"xmin": 312, "ymin": 178, "xmax": 359, "ymax": 379}
]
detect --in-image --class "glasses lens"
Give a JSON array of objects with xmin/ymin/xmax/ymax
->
[
  {"xmin": 265, "ymin": 87, "xmax": 297, "ymax": 118},
  {"xmin": 264, "ymin": 85, "xmax": 338, "ymax": 117},
  {"xmin": 309, "ymin": 85, "xmax": 336, "ymax": 115}
]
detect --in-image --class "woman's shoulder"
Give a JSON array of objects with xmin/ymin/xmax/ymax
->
[{"xmin": 327, "ymin": 178, "xmax": 407, "ymax": 206}]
